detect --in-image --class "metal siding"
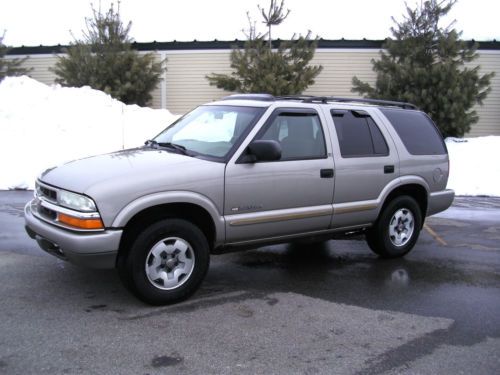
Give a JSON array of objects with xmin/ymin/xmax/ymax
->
[
  {"xmin": 305, "ymin": 50, "xmax": 379, "ymax": 97},
  {"xmin": 7, "ymin": 49, "xmax": 500, "ymax": 136},
  {"xmin": 164, "ymin": 51, "xmax": 233, "ymax": 114},
  {"xmin": 150, "ymin": 53, "xmax": 163, "ymax": 110},
  {"xmin": 465, "ymin": 53, "xmax": 500, "ymax": 137},
  {"xmin": 7, "ymin": 55, "xmax": 59, "ymax": 85}
]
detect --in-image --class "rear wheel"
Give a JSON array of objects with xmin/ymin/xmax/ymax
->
[
  {"xmin": 366, "ymin": 195, "xmax": 422, "ymax": 258},
  {"xmin": 118, "ymin": 219, "xmax": 210, "ymax": 305}
]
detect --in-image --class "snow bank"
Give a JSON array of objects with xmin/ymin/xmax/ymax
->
[
  {"xmin": 1, "ymin": 76, "xmax": 499, "ymax": 196},
  {"xmin": 0, "ymin": 76, "xmax": 179, "ymax": 190},
  {"xmin": 446, "ymin": 136, "xmax": 500, "ymax": 196}
]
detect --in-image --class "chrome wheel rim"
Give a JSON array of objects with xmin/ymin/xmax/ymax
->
[
  {"xmin": 145, "ymin": 237, "xmax": 195, "ymax": 290},
  {"xmin": 388, "ymin": 208, "xmax": 415, "ymax": 247}
]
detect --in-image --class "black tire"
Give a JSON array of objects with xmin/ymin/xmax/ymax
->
[
  {"xmin": 117, "ymin": 219, "xmax": 210, "ymax": 305},
  {"xmin": 366, "ymin": 195, "xmax": 422, "ymax": 258}
]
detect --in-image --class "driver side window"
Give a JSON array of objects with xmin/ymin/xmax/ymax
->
[{"xmin": 257, "ymin": 111, "xmax": 327, "ymax": 160}]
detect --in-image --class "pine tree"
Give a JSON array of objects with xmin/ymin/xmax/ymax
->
[
  {"xmin": 0, "ymin": 32, "xmax": 30, "ymax": 81},
  {"xmin": 52, "ymin": 3, "xmax": 165, "ymax": 106},
  {"xmin": 206, "ymin": 0, "xmax": 322, "ymax": 96},
  {"xmin": 258, "ymin": 0, "xmax": 290, "ymax": 49},
  {"xmin": 352, "ymin": 0, "xmax": 494, "ymax": 137}
]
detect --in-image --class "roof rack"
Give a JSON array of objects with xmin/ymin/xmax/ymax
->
[
  {"xmin": 299, "ymin": 96, "xmax": 418, "ymax": 110},
  {"xmin": 221, "ymin": 94, "xmax": 417, "ymax": 110},
  {"xmin": 221, "ymin": 94, "xmax": 275, "ymax": 102}
]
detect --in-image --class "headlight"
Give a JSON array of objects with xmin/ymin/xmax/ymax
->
[{"xmin": 58, "ymin": 190, "xmax": 97, "ymax": 212}]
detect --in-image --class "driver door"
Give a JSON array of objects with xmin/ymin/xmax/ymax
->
[{"xmin": 224, "ymin": 108, "xmax": 335, "ymax": 243}]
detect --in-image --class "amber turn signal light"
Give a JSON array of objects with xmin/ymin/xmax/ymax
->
[{"xmin": 58, "ymin": 213, "xmax": 104, "ymax": 230}]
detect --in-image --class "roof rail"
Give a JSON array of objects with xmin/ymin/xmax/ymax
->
[
  {"xmin": 221, "ymin": 94, "xmax": 275, "ymax": 102},
  {"xmin": 300, "ymin": 96, "xmax": 418, "ymax": 110},
  {"xmin": 220, "ymin": 93, "xmax": 417, "ymax": 109},
  {"xmin": 275, "ymin": 95, "xmax": 316, "ymax": 101}
]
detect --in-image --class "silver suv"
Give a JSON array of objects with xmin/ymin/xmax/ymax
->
[{"xmin": 25, "ymin": 94, "xmax": 455, "ymax": 305}]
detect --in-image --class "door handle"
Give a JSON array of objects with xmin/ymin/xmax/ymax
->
[
  {"xmin": 384, "ymin": 165, "xmax": 395, "ymax": 174},
  {"xmin": 320, "ymin": 169, "xmax": 334, "ymax": 178}
]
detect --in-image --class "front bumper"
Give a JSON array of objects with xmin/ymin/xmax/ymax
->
[{"xmin": 24, "ymin": 201, "xmax": 122, "ymax": 269}]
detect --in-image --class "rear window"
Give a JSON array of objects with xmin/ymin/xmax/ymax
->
[{"xmin": 380, "ymin": 108, "xmax": 446, "ymax": 155}]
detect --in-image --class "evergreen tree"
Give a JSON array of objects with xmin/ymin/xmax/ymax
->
[
  {"xmin": 352, "ymin": 0, "xmax": 494, "ymax": 137},
  {"xmin": 206, "ymin": 0, "xmax": 322, "ymax": 96},
  {"xmin": 52, "ymin": 3, "xmax": 165, "ymax": 106},
  {"xmin": 0, "ymin": 32, "xmax": 30, "ymax": 81},
  {"xmin": 259, "ymin": 0, "xmax": 290, "ymax": 49}
]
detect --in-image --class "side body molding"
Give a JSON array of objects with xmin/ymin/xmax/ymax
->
[
  {"xmin": 331, "ymin": 176, "xmax": 430, "ymax": 228},
  {"xmin": 111, "ymin": 191, "xmax": 225, "ymax": 245}
]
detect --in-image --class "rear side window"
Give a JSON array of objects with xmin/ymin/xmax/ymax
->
[
  {"xmin": 380, "ymin": 108, "xmax": 446, "ymax": 155},
  {"xmin": 331, "ymin": 110, "xmax": 389, "ymax": 158}
]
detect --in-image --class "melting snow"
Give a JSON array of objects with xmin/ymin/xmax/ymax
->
[
  {"xmin": 0, "ymin": 76, "xmax": 499, "ymax": 196},
  {"xmin": 0, "ymin": 76, "xmax": 178, "ymax": 190},
  {"xmin": 445, "ymin": 136, "xmax": 500, "ymax": 197}
]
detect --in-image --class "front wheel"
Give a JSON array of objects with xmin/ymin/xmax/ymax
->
[
  {"xmin": 118, "ymin": 219, "xmax": 210, "ymax": 305},
  {"xmin": 366, "ymin": 195, "xmax": 422, "ymax": 258}
]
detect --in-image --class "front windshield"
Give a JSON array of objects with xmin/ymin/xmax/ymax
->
[{"xmin": 154, "ymin": 105, "xmax": 265, "ymax": 159}]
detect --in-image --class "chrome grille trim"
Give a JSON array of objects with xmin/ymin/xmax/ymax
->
[
  {"xmin": 35, "ymin": 180, "xmax": 59, "ymax": 204},
  {"xmin": 39, "ymin": 199, "xmax": 101, "ymax": 219},
  {"xmin": 32, "ymin": 179, "xmax": 104, "ymax": 232},
  {"xmin": 30, "ymin": 198, "xmax": 104, "ymax": 232}
]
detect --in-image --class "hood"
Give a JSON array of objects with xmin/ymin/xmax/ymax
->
[{"xmin": 40, "ymin": 147, "xmax": 223, "ymax": 195}]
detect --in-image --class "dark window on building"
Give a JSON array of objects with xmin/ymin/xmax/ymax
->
[
  {"xmin": 257, "ymin": 111, "xmax": 327, "ymax": 160},
  {"xmin": 380, "ymin": 108, "xmax": 447, "ymax": 155},
  {"xmin": 331, "ymin": 110, "xmax": 389, "ymax": 157}
]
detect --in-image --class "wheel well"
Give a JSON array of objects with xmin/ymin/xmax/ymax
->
[
  {"xmin": 382, "ymin": 184, "xmax": 428, "ymax": 221},
  {"xmin": 117, "ymin": 203, "xmax": 216, "ymax": 262}
]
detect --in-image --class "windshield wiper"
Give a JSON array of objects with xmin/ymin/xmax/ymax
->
[
  {"xmin": 145, "ymin": 140, "xmax": 190, "ymax": 155},
  {"xmin": 159, "ymin": 142, "xmax": 188, "ymax": 154},
  {"xmin": 145, "ymin": 139, "xmax": 158, "ymax": 147}
]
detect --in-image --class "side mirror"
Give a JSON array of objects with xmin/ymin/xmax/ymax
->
[{"xmin": 243, "ymin": 140, "xmax": 282, "ymax": 163}]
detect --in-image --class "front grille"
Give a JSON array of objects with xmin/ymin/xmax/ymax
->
[
  {"xmin": 39, "ymin": 205, "xmax": 57, "ymax": 221},
  {"xmin": 40, "ymin": 186, "xmax": 57, "ymax": 201},
  {"xmin": 36, "ymin": 182, "xmax": 58, "ymax": 203}
]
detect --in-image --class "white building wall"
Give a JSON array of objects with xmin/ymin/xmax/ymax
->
[{"xmin": 8, "ymin": 48, "xmax": 500, "ymax": 136}]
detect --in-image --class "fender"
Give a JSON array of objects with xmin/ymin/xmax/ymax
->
[
  {"xmin": 375, "ymin": 175, "xmax": 430, "ymax": 215},
  {"xmin": 111, "ymin": 190, "xmax": 225, "ymax": 245}
]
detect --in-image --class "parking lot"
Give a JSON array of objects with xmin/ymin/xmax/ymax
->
[{"xmin": 1, "ymin": 191, "xmax": 499, "ymax": 374}]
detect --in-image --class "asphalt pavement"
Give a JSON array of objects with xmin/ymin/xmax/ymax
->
[{"xmin": 0, "ymin": 191, "xmax": 499, "ymax": 374}]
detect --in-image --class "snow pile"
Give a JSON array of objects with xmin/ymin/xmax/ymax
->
[
  {"xmin": 0, "ymin": 76, "xmax": 179, "ymax": 189},
  {"xmin": 1, "ymin": 76, "xmax": 499, "ymax": 196},
  {"xmin": 446, "ymin": 136, "xmax": 500, "ymax": 196}
]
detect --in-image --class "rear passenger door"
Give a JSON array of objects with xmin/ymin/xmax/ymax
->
[
  {"xmin": 224, "ymin": 108, "xmax": 335, "ymax": 243},
  {"xmin": 324, "ymin": 107, "xmax": 399, "ymax": 227}
]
